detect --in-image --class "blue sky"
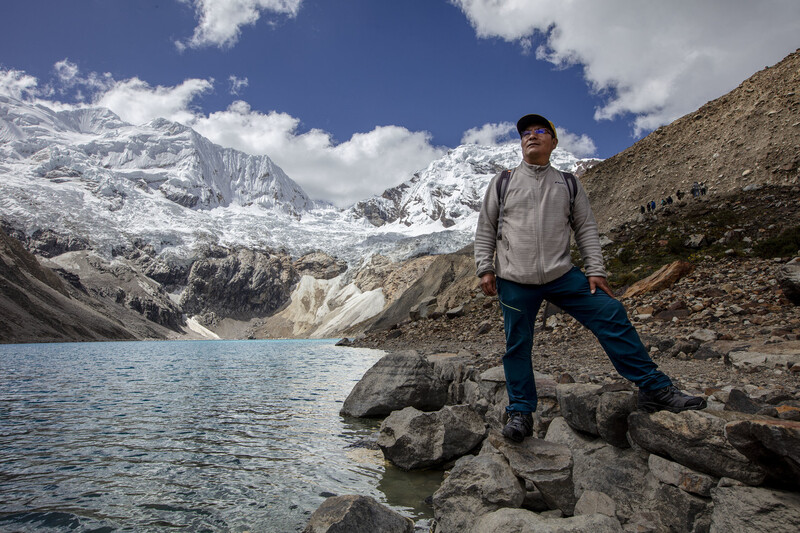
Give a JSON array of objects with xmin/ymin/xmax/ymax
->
[{"xmin": 1, "ymin": 0, "xmax": 799, "ymax": 206}]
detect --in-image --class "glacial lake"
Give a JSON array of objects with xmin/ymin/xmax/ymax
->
[{"xmin": 0, "ymin": 339, "xmax": 443, "ymax": 532}]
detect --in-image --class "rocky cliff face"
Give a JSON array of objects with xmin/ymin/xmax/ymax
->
[{"xmin": 180, "ymin": 245, "xmax": 298, "ymax": 323}]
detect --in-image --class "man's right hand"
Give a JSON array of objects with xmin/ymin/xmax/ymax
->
[{"xmin": 480, "ymin": 272, "xmax": 497, "ymax": 296}]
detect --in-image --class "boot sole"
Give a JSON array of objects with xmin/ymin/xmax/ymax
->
[{"xmin": 638, "ymin": 400, "xmax": 707, "ymax": 413}]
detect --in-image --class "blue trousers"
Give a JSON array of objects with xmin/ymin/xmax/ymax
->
[{"xmin": 497, "ymin": 267, "xmax": 671, "ymax": 414}]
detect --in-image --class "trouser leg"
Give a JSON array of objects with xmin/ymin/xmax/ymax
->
[
  {"xmin": 546, "ymin": 268, "xmax": 672, "ymax": 391},
  {"xmin": 497, "ymin": 278, "xmax": 544, "ymax": 413}
]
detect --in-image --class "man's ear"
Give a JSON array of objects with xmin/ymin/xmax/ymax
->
[{"xmin": 552, "ymin": 137, "xmax": 559, "ymax": 149}]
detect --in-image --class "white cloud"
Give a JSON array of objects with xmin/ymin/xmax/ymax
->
[
  {"xmin": 0, "ymin": 69, "xmax": 38, "ymax": 99},
  {"xmin": 556, "ymin": 130, "xmax": 596, "ymax": 159},
  {"xmin": 228, "ymin": 75, "xmax": 249, "ymax": 95},
  {"xmin": 461, "ymin": 122, "xmax": 514, "ymax": 146},
  {"xmin": 178, "ymin": 0, "xmax": 303, "ymax": 50},
  {"xmin": 451, "ymin": 0, "xmax": 800, "ymax": 136},
  {"xmin": 192, "ymin": 101, "xmax": 444, "ymax": 207},
  {"xmin": 93, "ymin": 77, "xmax": 214, "ymax": 126},
  {"xmin": 43, "ymin": 59, "xmax": 116, "ymax": 101},
  {"xmin": 53, "ymin": 59, "xmax": 79, "ymax": 85}
]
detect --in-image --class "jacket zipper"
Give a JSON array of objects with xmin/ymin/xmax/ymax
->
[{"xmin": 534, "ymin": 169, "xmax": 546, "ymax": 283}]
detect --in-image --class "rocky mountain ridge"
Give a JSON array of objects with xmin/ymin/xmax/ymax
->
[{"xmin": 585, "ymin": 48, "xmax": 800, "ymax": 233}]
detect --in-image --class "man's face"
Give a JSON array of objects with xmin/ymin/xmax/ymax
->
[{"xmin": 520, "ymin": 126, "xmax": 558, "ymax": 165}]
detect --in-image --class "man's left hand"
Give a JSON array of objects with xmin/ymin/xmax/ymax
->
[{"xmin": 589, "ymin": 276, "xmax": 616, "ymax": 299}]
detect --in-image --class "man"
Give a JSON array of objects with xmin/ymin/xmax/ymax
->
[{"xmin": 474, "ymin": 114, "xmax": 706, "ymax": 443}]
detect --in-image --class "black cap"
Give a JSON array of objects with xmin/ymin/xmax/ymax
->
[{"xmin": 516, "ymin": 114, "xmax": 557, "ymax": 139}]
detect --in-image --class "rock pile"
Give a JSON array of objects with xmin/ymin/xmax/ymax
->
[{"xmin": 306, "ymin": 350, "xmax": 800, "ymax": 532}]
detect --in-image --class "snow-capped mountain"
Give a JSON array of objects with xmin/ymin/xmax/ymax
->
[
  {"xmin": 0, "ymin": 94, "xmax": 597, "ymax": 264},
  {"xmin": 0, "ymin": 94, "xmax": 313, "ymax": 213}
]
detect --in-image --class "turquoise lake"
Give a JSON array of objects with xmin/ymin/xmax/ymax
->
[{"xmin": 0, "ymin": 339, "xmax": 442, "ymax": 532}]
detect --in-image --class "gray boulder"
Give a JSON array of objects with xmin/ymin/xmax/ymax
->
[
  {"xmin": 574, "ymin": 490, "xmax": 616, "ymax": 518},
  {"xmin": 557, "ymin": 383, "xmax": 602, "ymax": 436},
  {"xmin": 596, "ymin": 391, "xmax": 637, "ymax": 448},
  {"xmin": 302, "ymin": 494, "xmax": 414, "ymax": 533},
  {"xmin": 377, "ymin": 405, "xmax": 486, "ymax": 470},
  {"xmin": 471, "ymin": 508, "xmax": 623, "ymax": 533},
  {"xmin": 432, "ymin": 453, "xmax": 525, "ymax": 533},
  {"xmin": 409, "ymin": 296, "xmax": 437, "ymax": 320},
  {"xmin": 545, "ymin": 417, "xmax": 656, "ymax": 523},
  {"xmin": 725, "ymin": 341, "xmax": 800, "ymax": 370},
  {"xmin": 628, "ymin": 410, "xmax": 767, "ymax": 485},
  {"xmin": 648, "ymin": 454, "xmax": 717, "ymax": 497},
  {"xmin": 691, "ymin": 328, "xmax": 719, "ymax": 343},
  {"xmin": 488, "ymin": 430, "xmax": 577, "ymax": 515},
  {"xmin": 725, "ymin": 388, "xmax": 764, "ymax": 414},
  {"xmin": 693, "ymin": 343, "xmax": 725, "ymax": 360},
  {"xmin": 340, "ymin": 350, "xmax": 448, "ymax": 417},
  {"xmin": 429, "ymin": 352, "xmax": 474, "ymax": 405},
  {"xmin": 725, "ymin": 418, "xmax": 800, "ymax": 490},
  {"xmin": 650, "ymin": 482, "xmax": 712, "ymax": 533},
  {"xmin": 709, "ymin": 484, "xmax": 800, "ymax": 532},
  {"xmin": 685, "ymin": 234, "xmax": 708, "ymax": 248},
  {"xmin": 545, "ymin": 416, "xmax": 605, "ymax": 452}
]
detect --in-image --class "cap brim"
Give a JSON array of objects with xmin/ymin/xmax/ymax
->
[{"xmin": 516, "ymin": 114, "xmax": 556, "ymax": 138}]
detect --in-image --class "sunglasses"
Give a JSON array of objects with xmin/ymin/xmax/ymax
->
[{"xmin": 521, "ymin": 128, "xmax": 553, "ymax": 138}]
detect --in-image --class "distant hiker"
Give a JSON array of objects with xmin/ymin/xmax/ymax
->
[
  {"xmin": 474, "ymin": 113, "xmax": 706, "ymax": 443},
  {"xmin": 650, "ymin": 200, "xmax": 656, "ymax": 211},
  {"xmin": 701, "ymin": 183, "xmax": 707, "ymax": 195},
  {"xmin": 692, "ymin": 182, "xmax": 700, "ymax": 198},
  {"xmin": 676, "ymin": 190, "xmax": 684, "ymax": 200},
  {"xmin": 640, "ymin": 205, "xmax": 645, "ymax": 214},
  {"xmin": 661, "ymin": 199, "xmax": 666, "ymax": 207},
  {"xmin": 646, "ymin": 203, "xmax": 651, "ymax": 213},
  {"xmin": 667, "ymin": 196, "xmax": 673, "ymax": 205}
]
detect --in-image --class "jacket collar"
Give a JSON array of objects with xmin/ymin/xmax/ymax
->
[{"xmin": 519, "ymin": 160, "xmax": 552, "ymax": 175}]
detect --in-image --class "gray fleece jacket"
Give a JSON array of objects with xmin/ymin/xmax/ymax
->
[{"xmin": 474, "ymin": 160, "xmax": 606, "ymax": 285}]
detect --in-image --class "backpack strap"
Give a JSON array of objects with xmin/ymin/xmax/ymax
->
[
  {"xmin": 561, "ymin": 171, "xmax": 577, "ymax": 226},
  {"xmin": 495, "ymin": 169, "xmax": 512, "ymax": 241}
]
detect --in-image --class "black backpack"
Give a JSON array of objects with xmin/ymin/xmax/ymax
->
[{"xmin": 495, "ymin": 169, "xmax": 578, "ymax": 241}]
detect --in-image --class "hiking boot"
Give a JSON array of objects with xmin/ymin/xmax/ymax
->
[
  {"xmin": 502, "ymin": 411, "xmax": 533, "ymax": 442},
  {"xmin": 638, "ymin": 385, "xmax": 707, "ymax": 413}
]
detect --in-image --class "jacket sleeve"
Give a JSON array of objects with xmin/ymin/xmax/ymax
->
[
  {"xmin": 570, "ymin": 178, "xmax": 607, "ymax": 278},
  {"xmin": 474, "ymin": 173, "xmax": 501, "ymax": 278}
]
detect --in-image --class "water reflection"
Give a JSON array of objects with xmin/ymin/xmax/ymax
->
[{"xmin": 339, "ymin": 416, "xmax": 443, "ymax": 520}]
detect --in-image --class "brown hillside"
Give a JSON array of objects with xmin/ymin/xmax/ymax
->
[{"xmin": 585, "ymin": 48, "xmax": 800, "ymax": 233}]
